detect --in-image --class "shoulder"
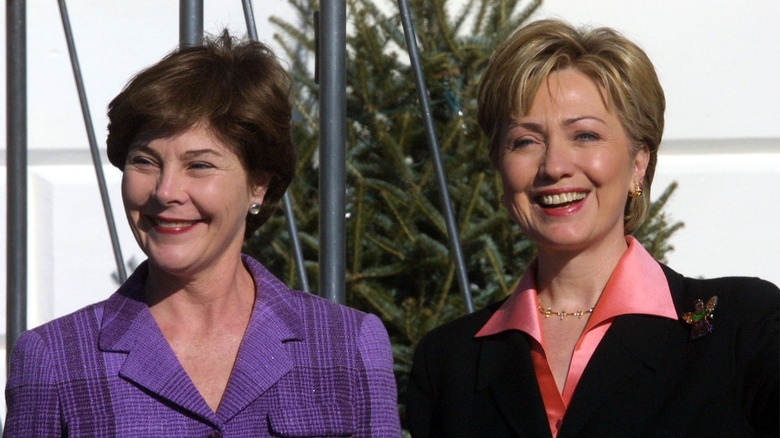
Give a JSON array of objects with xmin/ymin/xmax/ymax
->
[
  {"xmin": 7, "ymin": 301, "xmax": 107, "ymax": 387},
  {"xmin": 662, "ymin": 264, "xmax": 778, "ymax": 368},
  {"xmin": 244, "ymin": 253, "xmax": 375, "ymax": 328},
  {"xmin": 408, "ymin": 299, "xmax": 513, "ymax": 415},
  {"xmin": 290, "ymin": 286, "xmax": 371, "ymax": 323},
  {"xmin": 17, "ymin": 301, "xmax": 107, "ymax": 350},
  {"xmin": 286, "ymin": 289, "xmax": 393, "ymax": 359},
  {"xmin": 661, "ymin": 266, "xmax": 779, "ymax": 435},
  {"xmin": 662, "ymin": 263, "xmax": 779, "ymax": 296},
  {"xmin": 415, "ymin": 299, "xmax": 506, "ymax": 355},
  {"xmin": 7, "ymin": 329, "xmax": 54, "ymax": 386},
  {"xmin": 662, "ymin": 264, "xmax": 779, "ymax": 319},
  {"xmin": 18, "ymin": 262, "xmax": 149, "ymax": 354},
  {"xmin": 243, "ymin": 254, "xmax": 389, "ymax": 352}
]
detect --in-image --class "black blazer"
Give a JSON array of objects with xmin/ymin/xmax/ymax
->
[{"xmin": 407, "ymin": 265, "xmax": 779, "ymax": 438}]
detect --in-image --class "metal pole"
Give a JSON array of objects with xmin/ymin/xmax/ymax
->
[
  {"xmin": 57, "ymin": 0, "xmax": 127, "ymax": 283},
  {"xmin": 318, "ymin": 0, "xmax": 346, "ymax": 303},
  {"xmin": 396, "ymin": 0, "xmax": 474, "ymax": 313},
  {"xmin": 241, "ymin": 0, "xmax": 311, "ymax": 293},
  {"xmin": 179, "ymin": 0, "xmax": 203, "ymax": 47},
  {"xmin": 7, "ymin": 0, "xmax": 28, "ymax": 361},
  {"xmin": 281, "ymin": 195, "xmax": 310, "ymax": 292}
]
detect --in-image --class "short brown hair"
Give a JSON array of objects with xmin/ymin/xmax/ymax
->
[
  {"xmin": 107, "ymin": 30, "xmax": 295, "ymax": 237},
  {"xmin": 478, "ymin": 19, "xmax": 665, "ymax": 233}
]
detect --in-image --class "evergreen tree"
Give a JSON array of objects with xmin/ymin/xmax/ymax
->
[{"xmin": 244, "ymin": 0, "xmax": 682, "ymax": 429}]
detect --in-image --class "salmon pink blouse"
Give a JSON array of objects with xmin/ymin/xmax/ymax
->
[{"xmin": 475, "ymin": 236, "xmax": 678, "ymax": 437}]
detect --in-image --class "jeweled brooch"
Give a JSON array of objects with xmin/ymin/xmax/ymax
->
[{"xmin": 682, "ymin": 296, "xmax": 718, "ymax": 340}]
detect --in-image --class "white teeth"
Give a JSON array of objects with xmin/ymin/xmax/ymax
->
[
  {"xmin": 540, "ymin": 192, "xmax": 586, "ymax": 206},
  {"xmin": 154, "ymin": 219, "xmax": 196, "ymax": 227}
]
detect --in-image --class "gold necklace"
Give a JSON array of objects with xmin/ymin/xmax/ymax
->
[{"xmin": 538, "ymin": 298, "xmax": 596, "ymax": 320}]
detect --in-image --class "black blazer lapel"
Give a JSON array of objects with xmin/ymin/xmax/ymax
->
[
  {"xmin": 477, "ymin": 331, "xmax": 553, "ymax": 438},
  {"xmin": 559, "ymin": 264, "xmax": 688, "ymax": 437},
  {"xmin": 560, "ymin": 314, "xmax": 680, "ymax": 436}
]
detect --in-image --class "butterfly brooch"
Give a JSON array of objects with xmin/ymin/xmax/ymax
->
[{"xmin": 682, "ymin": 296, "xmax": 718, "ymax": 340}]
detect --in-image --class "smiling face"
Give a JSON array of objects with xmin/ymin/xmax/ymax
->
[
  {"xmin": 499, "ymin": 68, "xmax": 649, "ymax": 254},
  {"xmin": 121, "ymin": 125, "xmax": 267, "ymax": 278}
]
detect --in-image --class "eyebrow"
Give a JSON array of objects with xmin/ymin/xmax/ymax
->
[
  {"xmin": 563, "ymin": 116, "xmax": 607, "ymax": 126},
  {"xmin": 127, "ymin": 145, "xmax": 224, "ymax": 159},
  {"xmin": 126, "ymin": 144, "xmax": 156, "ymax": 156},
  {"xmin": 507, "ymin": 121, "xmax": 544, "ymax": 133},
  {"xmin": 508, "ymin": 116, "xmax": 607, "ymax": 132},
  {"xmin": 179, "ymin": 149, "xmax": 224, "ymax": 159}
]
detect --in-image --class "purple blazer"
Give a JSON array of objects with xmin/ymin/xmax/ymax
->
[{"xmin": 4, "ymin": 255, "xmax": 401, "ymax": 437}]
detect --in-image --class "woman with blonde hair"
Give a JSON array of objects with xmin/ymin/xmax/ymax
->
[{"xmin": 408, "ymin": 19, "xmax": 778, "ymax": 437}]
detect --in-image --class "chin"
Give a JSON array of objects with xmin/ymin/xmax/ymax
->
[
  {"xmin": 144, "ymin": 246, "xmax": 203, "ymax": 275},
  {"xmin": 526, "ymin": 226, "xmax": 599, "ymax": 253},
  {"xmin": 535, "ymin": 238, "xmax": 586, "ymax": 253},
  {"xmin": 148, "ymin": 258, "xmax": 195, "ymax": 277}
]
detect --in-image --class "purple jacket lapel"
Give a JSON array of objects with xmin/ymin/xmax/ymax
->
[
  {"xmin": 98, "ymin": 263, "xmax": 217, "ymax": 424},
  {"xmin": 97, "ymin": 256, "xmax": 303, "ymax": 425},
  {"xmin": 217, "ymin": 255, "xmax": 303, "ymax": 422}
]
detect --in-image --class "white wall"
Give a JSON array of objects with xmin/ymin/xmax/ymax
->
[
  {"xmin": 653, "ymin": 139, "xmax": 779, "ymax": 283},
  {"xmin": 1, "ymin": 0, "xmax": 778, "ymax": 419}
]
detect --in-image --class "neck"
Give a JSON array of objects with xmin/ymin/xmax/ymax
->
[
  {"xmin": 535, "ymin": 235, "xmax": 628, "ymax": 310},
  {"xmin": 144, "ymin": 254, "xmax": 256, "ymax": 331}
]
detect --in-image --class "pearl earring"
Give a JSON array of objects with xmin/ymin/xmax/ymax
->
[{"xmin": 248, "ymin": 203, "xmax": 261, "ymax": 215}]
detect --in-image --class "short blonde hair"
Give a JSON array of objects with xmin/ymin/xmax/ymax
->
[{"xmin": 478, "ymin": 19, "xmax": 665, "ymax": 233}]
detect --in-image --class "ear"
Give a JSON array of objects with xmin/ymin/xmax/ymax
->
[
  {"xmin": 631, "ymin": 143, "xmax": 650, "ymax": 185},
  {"xmin": 249, "ymin": 172, "xmax": 271, "ymax": 207}
]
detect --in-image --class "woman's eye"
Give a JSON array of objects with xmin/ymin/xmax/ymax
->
[
  {"xmin": 510, "ymin": 138, "xmax": 535, "ymax": 150},
  {"xmin": 574, "ymin": 131, "xmax": 600, "ymax": 142},
  {"xmin": 128, "ymin": 156, "xmax": 154, "ymax": 166},
  {"xmin": 188, "ymin": 161, "xmax": 214, "ymax": 170}
]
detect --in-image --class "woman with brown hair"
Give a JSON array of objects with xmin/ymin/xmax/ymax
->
[
  {"xmin": 408, "ymin": 19, "xmax": 778, "ymax": 438},
  {"xmin": 5, "ymin": 32, "xmax": 401, "ymax": 437}
]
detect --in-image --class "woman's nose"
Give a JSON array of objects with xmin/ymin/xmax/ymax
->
[
  {"xmin": 539, "ymin": 138, "xmax": 574, "ymax": 181},
  {"xmin": 153, "ymin": 168, "xmax": 187, "ymax": 204}
]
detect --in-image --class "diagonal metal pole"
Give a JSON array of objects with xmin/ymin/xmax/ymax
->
[
  {"xmin": 179, "ymin": 0, "xmax": 203, "ymax": 47},
  {"xmin": 279, "ymin": 194, "xmax": 311, "ymax": 293},
  {"xmin": 396, "ymin": 0, "xmax": 474, "ymax": 313},
  {"xmin": 241, "ymin": 0, "xmax": 311, "ymax": 293},
  {"xmin": 317, "ymin": 0, "xmax": 346, "ymax": 304},
  {"xmin": 7, "ymin": 0, "xmax": 28, "ymax": 363},
  {"xmin": 57, "ymin": 0, "xmax": 127, "ymax": 283}
]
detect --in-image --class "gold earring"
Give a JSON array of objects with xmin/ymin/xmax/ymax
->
[{"xmin": 629, "ymin": 181, "xmax": 644, "ymax": 199}]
